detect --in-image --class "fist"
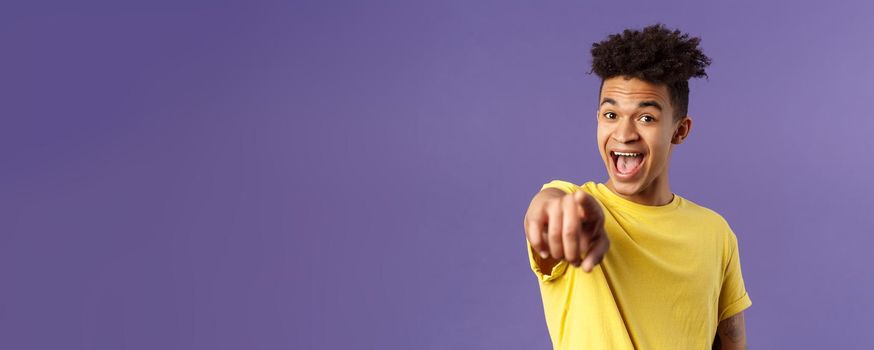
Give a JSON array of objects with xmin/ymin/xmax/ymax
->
[{"xmin": 524, "ymin": 189, "xmax": 610, "ymax": 272}]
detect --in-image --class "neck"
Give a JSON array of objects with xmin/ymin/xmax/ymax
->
[{"xmin": 605, "ymin": 173, "xmax": 674, "ymax": 206}]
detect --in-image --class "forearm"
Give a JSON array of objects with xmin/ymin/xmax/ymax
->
[{"xmin": 714, "ymin": 312, "xmax": 746, "ymax": 350}]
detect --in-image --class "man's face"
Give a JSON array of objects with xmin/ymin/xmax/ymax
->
[{"xmin": 596, "ymin": 76, "xmax": 689, "ymax": 200}]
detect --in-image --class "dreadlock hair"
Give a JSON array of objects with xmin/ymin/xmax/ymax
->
[{"xmin": 590, "ymin": 24, "xmax": 712, "ymax": 121}]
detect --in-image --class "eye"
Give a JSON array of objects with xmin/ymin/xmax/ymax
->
[
  {"xmin": 639, "ymin": 115, "xmax": 655, "ymax": 123},
  {"xmin": 603, "ymin": 112, "xmax": 617, "ymax": 119}
]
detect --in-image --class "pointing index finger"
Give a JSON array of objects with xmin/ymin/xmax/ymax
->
[{"xmin": 574, "ymin": 190, "xmax": 601, "ymax": 223}]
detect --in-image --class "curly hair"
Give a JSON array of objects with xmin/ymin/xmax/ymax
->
[{"xmin": 590, "ymin": 24, "xmax": 711, "ymax": 120}]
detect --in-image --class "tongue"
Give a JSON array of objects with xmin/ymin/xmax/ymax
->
[{"xmin": 617, "ymin": 156, "xmax": 642, "ymax": 174}]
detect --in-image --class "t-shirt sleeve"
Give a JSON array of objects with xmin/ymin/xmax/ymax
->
[
  {"xmin": 718, "ymin": 228, "xmax": 752, "ymax": 322},
  {"xmin": 540, "ymin": 179, "xmax": 581, "ymax": 194},
  {"xmin": 525, "ymin": 180, "xmax": 580, "ymax": 282},
  {"xmin": 526, "ymin": 239, "xmax": 569, "ymax": 283}
]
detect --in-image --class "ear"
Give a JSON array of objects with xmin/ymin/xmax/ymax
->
[{"xmin": 671, "ymin": 116, "xmax": 692, "ymax": 144}]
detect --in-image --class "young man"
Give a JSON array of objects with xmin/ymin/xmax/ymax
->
[{"xmin": 523, "ymin": 24, "xmax": 751, "ymax": 349}]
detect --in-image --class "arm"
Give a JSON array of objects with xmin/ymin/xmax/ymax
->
[{"xmin": 712, "ymin": 312, "xmax": 746, "ymax": 350}]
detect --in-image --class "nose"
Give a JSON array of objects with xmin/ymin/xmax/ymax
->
[{"xmin": 611, "ymin": 118, "xmax": 640, "ymax": 143}]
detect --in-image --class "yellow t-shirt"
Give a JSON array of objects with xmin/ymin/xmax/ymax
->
[{"xmin": 527, "ymin": 180, "xmax": 752, "ymax": 349}]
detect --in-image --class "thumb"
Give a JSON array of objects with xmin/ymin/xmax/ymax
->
[
  {"xmin": 573, "ymin": 190, "xmax": 588, "ymax": 219},
  {"xmin": 573, "ymin": 190, "xmax": 587, "ymax": 206}
]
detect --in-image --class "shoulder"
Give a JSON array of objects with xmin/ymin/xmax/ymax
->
[
  {"xmin": 678, "ymin": 197, "xmax": 741, "ymax": 268},
  {"xmin": 678, "ymin": 196, "xmax": 734, "ymax": 235},
  {"xmin": 540, "ymin": 179, "xmax": 588, "ymax": 194}
]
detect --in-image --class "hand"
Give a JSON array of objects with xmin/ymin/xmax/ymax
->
[{"xmin": 524, "ymin": 190, "xmax": 610, "ymax": 272}]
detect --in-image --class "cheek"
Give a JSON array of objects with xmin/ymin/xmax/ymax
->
[
  {"xmin": 649, "ymin": 143, "xmax": 673, "ymax": 167},
  {"xmin": 643, "ymin": 132, "xmax": 673, "ymax": 163}
]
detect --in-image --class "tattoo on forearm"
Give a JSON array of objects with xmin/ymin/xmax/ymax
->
[{"xmin": 718, "ymin": 314, "xmax": 743, "ymax": 343}]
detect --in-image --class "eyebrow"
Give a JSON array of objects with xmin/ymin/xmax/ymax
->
[
  {"xmin": 638, "ymin": 100, "xmax": 663, "ymax": 111},
  {"xmin": 600, "ymin": 98, "xmax": 663, "ymax": 111}
]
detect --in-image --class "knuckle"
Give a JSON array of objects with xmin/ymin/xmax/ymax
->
[
  {"xmin": 549, "ymin": 199, "xmax": 563, "ymax": 213},
  {"xmin": 546, "ymin": 226, "xmax": 559, "ymax": 240},
  {"xmin": 526, "ymin": 230, "xmax": 539, "ymax": 243},
  {"xmin": 524, "ymin": 215, "xmax": 539, "ymax": 229},
  {"xmin": 547, "ymin": 220, "xmax": 559, "ymax": 234}
]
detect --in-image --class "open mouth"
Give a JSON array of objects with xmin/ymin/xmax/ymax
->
[{"xmin": 610, "ymin": 151, "xmax": 645, "ymax": 178}]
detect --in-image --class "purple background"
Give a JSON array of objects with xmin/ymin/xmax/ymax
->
[{"xmin": 3, "ymin": 0, "xmax": 873, "ymax": 349}]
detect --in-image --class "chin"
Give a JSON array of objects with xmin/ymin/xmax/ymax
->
[
  {"xmin": 607, "ymin": 168, "xmax": 653, "ymax": 197},
  {"xmin": 610, "ymin": 179, "xmax": 642, "ymax": 196}
]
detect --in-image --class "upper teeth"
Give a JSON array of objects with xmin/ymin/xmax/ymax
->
[{"xmin": 614, "ymin": 151, "xmax": 641, "ymax": 157}]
